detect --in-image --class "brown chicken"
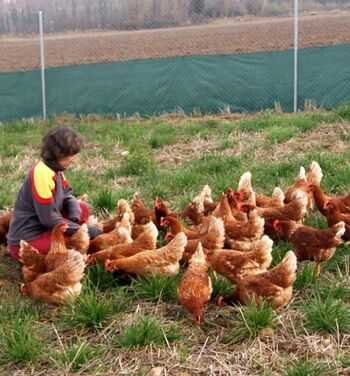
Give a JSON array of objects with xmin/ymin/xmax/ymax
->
[
  {"xmin": 236, "ymin": 171, "xmax": 257, "ymax": 207},
  {"xmin": 211, "ymin": 194, "xmax": 237, "ymax": 224},
  {"xmin": 20, "ymin": 250, "xmax": 85, "ymax": 304},
  {"xmin": 90, "ymin": 221, "xmax": 158, "ymax": 263},
  {"xmin": 273, "ymin": 219, "xmax": 345, "ymax": 275},
  {"xmin": 0, "ymin": 211, "xmax": 12, "ymax": 245},
  {"xmin": 284, "ymin": 162, "xmax": 322, "ymax": 211},
  {"xmin": 18, "ymin": 241, "xmax": 47, "ymax": 282},
  {"xmin": 105, "ymin": 232, "xmax": 187, "ymax": 276},
  {"xmin": 256, "ymin": 187, "xmax": 285, "ymax": 208},
  {"xmin": 310, "ymin": 184, "xmax": 350, "ymax": 216},
  {"xmin": 177, "ymin": 243, "xmax": 212, "ymax": 325},
  {"xmin": 226, "ymin": 188, "xmax": 241, "ymax": 210},
  {"xmin": 154, "ymin": 197, "xmax": 178, "ymax": 228},
  {"xmin": 181, "ymin": 196, "xmax": 205, "ymax": 225},
  {"xmin": 206, "ymin": 235, "xmax": 273, "ymax": 284},
  {"xmin": 161, "ymin": 216, "xmax": 201, "ymax": 240},
  {"xmin": 66, "ymin": 224, "xmax": 90, "ymax": 256},
  {"xmin": 224, "ymin": 210, "xmax": 265, "ymax": 252},
  {"xmin": 89, "ymin": 213, "xmax": 132, "ymax": 253},
  {"xmin": 243, "ymin": 190, "xmax": 308, "ymax": 237},
  {"xmin": 218, "ymin": 251, "xmax": 297, "ymax": 309},
  {"xmin": 199, "ymin": 184, "xmax": 214, "ymax": 205},
  {"xmin": 226, "ymin": 188, "xmax": 247, "ymax": 221},
  {"xmin": 97, "ymin": 199, "xmax": 135, "ymax": 233},
  {"xmin": 45, "ymin": 222, "xmax": 69, "ymax": 272},
  {"xmin": 182, "ymin": 217, "xmax": 225, "ymax": 262},
  {"xmin": 225, "ymin": 210, "xmax": 264, "ymax": 241},
  {"xmin": 323, "ymin": 201, "xmax": 350, "ymax": 241},
  {"xmin": 132, "ymin": 192, "xmax": 156, "ymax": 224}
]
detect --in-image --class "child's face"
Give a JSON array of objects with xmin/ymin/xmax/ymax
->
[{"xmin": 57, "ymin": 154, "xmax": 78, "ymax": 169}]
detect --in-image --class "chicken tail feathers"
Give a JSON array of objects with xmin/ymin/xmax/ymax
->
[
  {"xmin": 307, "ymin": 161, "xmax": 323, "ymax": 186},
  {"xmin": 333, "ymin": 221, "xmax": 346, "ymax": 239},
  {"xmin": 253, "ymin": 235, "xmax": 273, "ymax": 268},
  {"xmin": 203, "ymin": 217, "xmax": 225, "ymax": 249},
  {"xmin": 272, "ymin": 187, "xmax": 285, "ymax": 206}
]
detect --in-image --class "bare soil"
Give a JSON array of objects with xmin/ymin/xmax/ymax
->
[{"xmin": 0, "ymin": 12, "xmax": 349, "ymax": 72}]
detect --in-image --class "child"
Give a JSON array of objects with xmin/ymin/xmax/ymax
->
[{"xmin": 8, "ymin": 125, "xmax": 102, "ymax": 260}]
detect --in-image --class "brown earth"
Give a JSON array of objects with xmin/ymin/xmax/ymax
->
[{"xmin": 0, "ymin": 11, "xmax": 349, "ymax": 72}]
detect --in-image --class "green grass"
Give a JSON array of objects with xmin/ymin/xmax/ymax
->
[
  {"xmin": 0, "ymin": 306, "xmax": 43, "ymax": 365},
  {"xmin": 52, "ymin": 340, "xmax": 105, "ymax": 372},
  {"xmin": 114, "ymin": 315, "xmax": 181, "ymax": 349},
  {"xmin": 131, "ymin": 274, "xmax": 180, "ymax": 303},
  {"xmin": 210, "ymin": 272, "xmax": 234, "ymax": 297},
  {"xmin": 118, "ymin": 149, "xmax": 156, "ymax": 177},
  {"xmin": 1, "ymin": 106, "xmax": 350, "ymax": 373},
  {"xmin": 285, "ymin": 360, "xmax": 327, "ymax": 376},
  {"xmin": 59, "ymin": 284, "xmax": 130, "ymax": 330},
  {"xmin": 265, "ymin": 126, "xmax": 300, "ymax": 144},
  {"xmin": 91, "ymin": 189, "xmax": 116, "ymax": 213},
  {"xmin": 85, "ymin": 262, "xmax": 121, "ymax": 291},
  {"xmin": 294, "ymin": 263, "xmax": 318, "ymax": 291},
  {"xmin": 223, "ymin": 301, "xmax": 277, "ymax": 343},
  {"xmin": 303, "ymin": 295, "xmax": 350, "ymax": 334}
]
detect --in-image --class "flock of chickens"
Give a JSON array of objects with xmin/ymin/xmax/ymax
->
[{"xmin": 1, "ymin": 160, "xmax": 350, "ymax": 325}]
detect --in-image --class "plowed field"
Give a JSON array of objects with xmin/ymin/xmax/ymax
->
[{"xmin": 0, "ymin": 11, "xmax": 349, "ymax": 72}]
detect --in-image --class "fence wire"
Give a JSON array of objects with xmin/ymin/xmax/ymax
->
[{"xmin": 0, "ymin": 0, "xmax": 349, "ymax": 122}]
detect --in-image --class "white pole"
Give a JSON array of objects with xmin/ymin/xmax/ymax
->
[
  {"xmin": 293, "ymin": 0, "xmax": 298, "ymax": 113},
  {"xmin": 39, "ymin": 11, "xmax": 47, "ymax": 121}
]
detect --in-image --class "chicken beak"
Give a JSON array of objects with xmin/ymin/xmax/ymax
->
[{"xmin": 323, "ymin": 201, "xmax": 329, "ymax": 210}]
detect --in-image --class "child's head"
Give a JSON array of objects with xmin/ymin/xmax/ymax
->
[{"xmin": 41, "ymin": 125, "xmax": 84, "ymax": 167}]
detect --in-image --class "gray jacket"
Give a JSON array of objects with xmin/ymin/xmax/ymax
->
[{"xmin": 8, "ymin": 159, "xmax": 81, "ymax": 246}]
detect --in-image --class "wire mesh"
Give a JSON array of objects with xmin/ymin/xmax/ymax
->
[{"xmin": 0, "ymin": 0, "xmax": 349, "ymax": 121}]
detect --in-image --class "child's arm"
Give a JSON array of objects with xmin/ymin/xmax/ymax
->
[
  {"xmin": 61, "ymin": 173, "xmax": 82, "ymax": 222},
  {"xmin": 63, "ymin": 186, "xmax": 81, "ymax": 222},
  {"xmin": 31, "ymin": 167, "xmax": 80, "ymax": 235}
]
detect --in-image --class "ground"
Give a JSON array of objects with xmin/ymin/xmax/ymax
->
[
  {"xmin": 1, "ymin": 108, "xmax": 350, "ymax": 375},
  {"xmin": 0, "ymin": 11, "xmax": 350, "ymax": 72}
]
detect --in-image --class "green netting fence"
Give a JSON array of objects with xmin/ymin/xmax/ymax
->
[{"xmin": 0, "ymin": 43, "xmax": 349, "ymax": 123}]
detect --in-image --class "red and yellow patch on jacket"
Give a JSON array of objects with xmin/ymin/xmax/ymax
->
[{"xmin": 30, "ymin": 161, "xmax": 56, "ymax": 204}]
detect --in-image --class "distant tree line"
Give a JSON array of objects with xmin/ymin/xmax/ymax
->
[{"xmin": 0, "ymin": 0, "xmax": 348, "ymax": 35}]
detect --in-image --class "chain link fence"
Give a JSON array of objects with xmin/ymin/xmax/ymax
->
[{"xmin": 0, "ymin": 0, "xmax": 349, "ymax": 122}]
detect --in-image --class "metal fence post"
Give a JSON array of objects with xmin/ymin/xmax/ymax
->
[
  {"xmin": 293, "ymin": 0, "xmax": 298, "ymax": 113},
  {"xmin": 39, "ymin": 11, "xmax": 47, "ymax": 121}
]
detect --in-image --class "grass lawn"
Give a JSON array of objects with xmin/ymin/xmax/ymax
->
[{"xmin": 1, "ymin": 106, "xmax": 350, "ymax": 375}]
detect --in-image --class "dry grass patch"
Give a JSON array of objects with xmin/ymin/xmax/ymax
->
[
  {"xmin": 256, "ymin": 121, "xmax": 350, "ymax": 162},
  {"xmin": 156, "ymin": 131, "xmax": 265, "ymax": 167}
]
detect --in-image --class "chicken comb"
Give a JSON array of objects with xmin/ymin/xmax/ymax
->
[{"xmin": 154, "ymin": 196, "xmax": 161, "ymax": 207}]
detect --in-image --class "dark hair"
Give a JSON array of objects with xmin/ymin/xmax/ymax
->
[{"xmin": 41, "ymin": 125, "xmax": 84, "ymax": 161}]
